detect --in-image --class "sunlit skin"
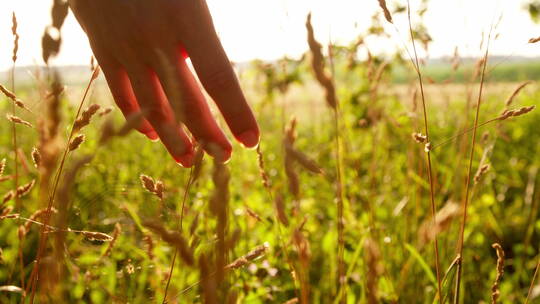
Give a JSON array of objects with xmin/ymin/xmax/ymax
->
[{"xmin": 68, "ymin": 0, "xmax": 260, "ymax": 167}]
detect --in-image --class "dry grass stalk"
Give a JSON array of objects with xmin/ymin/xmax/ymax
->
[
  {"xmin": 293, "ymin": 228, "xmax": 311, "ymax": 303},
  {"xmin": 16, "ymin": 180, "xmax": 35, "ymax": 198},
  {"xmin": 284, "ymin": 119, "xmax": 300, "ymax": 198},
  {"xmin": 143, "ymin": 234, "xmax": 155, "ymax": 260},
  {"xmin": 419, "ymin": 202, "xmax": 460, "ymax": 246},
  {"xmin": 73, "ymin": 104, "xmax": 100, "ymax": 132},
  {"xmin": 31, "ymin": 148, "xmax": 41, "ymax": 168},
  {"xmin": 199, "ymin": 254, "xmax": 218, "ymax": 304},
  {"xmin": 6, "ymin": 114, "xmax": 32, "ymax": 128},
  {"xmin": 274, "ymin": 193, "xmax": 289, "ymax": 226},
  {"xmin": 412, "ymin": 132, "xmax": 427, "ymax": 144},
  {"xmin": 68, "ymin": 134, "xmax": 85, "ymax": 152},
  {"xmin": 225, "ymin": 243, "xmax": 270, "ymax": 270},
  {"xmin": 505, "ymin": 81, "xmax": 533, "ymax": 107},
  {"xmin": 378, "ymin": 0, "xmax": 393, "ymax": 23},
  {"xmin": 491, "ymin": 243, "xmax": 505, "ymax": 304},
  {"xmin": 210, "ymin": 160, "xmax": 231, "ymax": 282},
  {"xmin": 365, "ymin": 238, "xmax": 382, "ymax": 304},
  {"xmin": 0, "ymin": 159, "xmax": 5, "ymax": 177},
  {"xmin": 143, "ymin": 220, "xmax": 194, "ymax": 265},
  {"xmin": 103, "ymin": 223, "xmax": 121, "ymax": 257},
  {"xmin": 474, "ymin": 164, "xmax": 490, "ymax": 184},
  {"xmin": 306, "ymin": 13, "xmax": 337, "ymax": 109}
]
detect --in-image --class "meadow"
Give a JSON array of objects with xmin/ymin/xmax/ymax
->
[{"xmin": 1, "ymin": 3, "xmax": 540, "ymax": 304}]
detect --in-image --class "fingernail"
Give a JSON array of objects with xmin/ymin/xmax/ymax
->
[
  {"xmin": 237, "ymin": 130, "xmax": 259, "ymax": 149},
  {"xmin": 145, "ymin": 131, "xmax": 159, "ymax": 141},
  {"xmin": 175, "ymin": 152, "xmax": 194, "ymax": 168}
]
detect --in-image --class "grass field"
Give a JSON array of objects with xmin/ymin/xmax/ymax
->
[{"xmin": 1, "ymin": 4, "xmax": 540, "ymax": 304}]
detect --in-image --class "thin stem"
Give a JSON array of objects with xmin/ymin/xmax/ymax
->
[
  {"xmin": 27, "ymin": 69, "xmax": 98, "ymax": 303},
  {"xmin": 406, "ymin": 1, "xmax": 443, "ymax": 302},
  {"xmin": 525, "ymin": 258, "xmax": 540, "ymax": 304},
  {"xmin": 162, "ymin": 167, "xmax": 195, "ymax": 304},
  {"xmin": 453, "ymin": 30, "xmax": 492, "ymax": 304}
]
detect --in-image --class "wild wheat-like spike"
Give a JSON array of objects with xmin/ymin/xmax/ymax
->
[
  {"xmin": 0, "ymin": 159, "xmax": 5, "ymax": 177},
  {"xmin": 499, "ymin": 106, "xmax": 536, "ymax": 121},
  {"xmin": 424, "ymin": 142, "xmax": 432, "ymax": 153},
  {"xmin": 2, "ymin": 191, "xmax": 15, "ymax": 205},
  {"xmin": 1, "ymin": 206, "xmax": 14, "ymax": 217},
  {"xmin": 274, "ymin": 193, "xmax": 289, "ymax": 226},
  {"xmin": 140, "ymin": 174, "xmax": 156, "ymax": 193},
  {"xmin": 90, "ymin": 66, "xmax": 101, "ymax": 81},
  {"xmin": 505, "ymin": 81, "xmax": 533, "ymax": 107},
  {"xmin": 154, "ymin": 181, "xmax": 164, "ymax": 200},
  {"xmin": 256, "ymin": 146, "xmax": 271, "ymax": 189},
  {"xmin": 225, "ymin": 243, "xmax": 270, "ymax": 270},
  {"xmin": 378, "ymin": 0, "xmax": 393, "ymax": 23},
  {"xmin": 412, "ymin": 132, "xmax": 427, "ymax": 144},
  {"xmin": 99, "ymin": 106, "xmax": 113, "ymax": 117},
  {"xmin": 73, "ymin": 104, "xmax": 100, "ymax": 132},
  {"xmin": 245, "ymin": 207, "xmax": 263, "ymax": 222},
  {"xmin": 143, "ymin": 234, "xmax": 155, "ymax": 260},
  {"xmin": 69, "ymin": 134, "xmax": 85, "ymax": 152},
  {"xmin": 6, "ymin": 115, "xmax": 32, "ymax": 128},
  {"xmin": 31, "ymin": 148, "xmax": 41, "ymax": 168},
  {"xmin": 143, "ymin": 220, "xmax": 194, "ymax": 265},
  {"xmin": 474, "ymin": 164, "xmax": 490, "ymax": 184},
  {"xmin": 306, "ymin": 13, "xmax": 337, "ymax": 109},
  {"xmin": 0, "ymin": 84, "xmax": 28, "ymax": 112},
  {"xmin": 80, "ymin": 231, "xmax": 113, "ymax": 242},
  {"xmin": 103, "ymin": 223, "xmax": 121, "ymax": 257},
  {"xmin": 12, "ymin": 12, "xmax": 19, "ymax": 63},
  {"xmin": 491, "ymin": 243, "xmax": 505, "ymax": 304},
  {"xmin": 285, "ymin": 144, "xmax": 324, "ymax": 175},
  {"xmin": 16, "ymin": 180, "xmax": 35, "ymax": 198}
]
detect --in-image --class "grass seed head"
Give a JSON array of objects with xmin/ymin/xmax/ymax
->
[
  {"xmin": 73, "ymin": 104, "xmax": 100, "ymax": 132},
  {"xmin": 412, "ymin": 132, "xmax": 427, "ymax": 144},
  {"xmin": 378, "ymin": 0, "xmax": 393, "ymax": 23},
  {"xmin": 31, "ymin": 148, "xmax": 41, "ymax": 168},
  {"xmin": 16, "ymin": 180, "xmax": 35, "ymax": 198},
  {"xmin": 6, "ymin": 115, "xmax": 32, "ymax": 128},
  {"xmin": 2, "ymin": 191, "xmax": 15, "ymax": 205},
  {"xmin": 491, "ymin": 243, "xmax": 505, "ymax": 304},
  {"xmin": 505, "ymin": 81, "xmax": 533, "ymax": 107},
  {"xmin": 474, "ymin": 164, "xmax": 490, "ymax": 184},
  {"xmin": 69, "ymin": 134, "xmax": 85, "ymax": 151},
  {"xmin": 0, "ymin": 159, "xmax": 5, "ymax": 177}
]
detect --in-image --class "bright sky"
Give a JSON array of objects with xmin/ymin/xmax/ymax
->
[{"xmin": 1, "ymin": 0, "xmax": 540, "ymax": 71}]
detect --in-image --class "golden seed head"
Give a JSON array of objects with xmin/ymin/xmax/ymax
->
[
  {"xmin": 31, "ymin": 148, "xmax": 41, "ymax": 168},
  {"xmin": 69, "ymin": 134, "xmax": 86, "ymax": 151},
  {"xmin": 412, "ymin": 132, "xmax": 427, "ymax": 144},
  {"xmin": 0, "ymin": 158, "xmax": 6, "ymax": 176}
]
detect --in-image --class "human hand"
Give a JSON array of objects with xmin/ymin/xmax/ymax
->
[{"xmin": 68, "ymin": 0, "xmax": 260, "ymax": 167}]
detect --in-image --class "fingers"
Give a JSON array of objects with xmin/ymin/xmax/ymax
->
[
  {"xmin": 91, "ymin": 45, "xmax": 158, "ymax": 140},
  {"xmin": 152, "ymin": 46, "xmax": 232, "ymax": 162},
  {"xmin": 178, "ymin": 3, "xmax": 260, "ymax": 148},
  {"xmin": 126, "ymin": 65, "xmax": 195, "ymax": 167}
]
